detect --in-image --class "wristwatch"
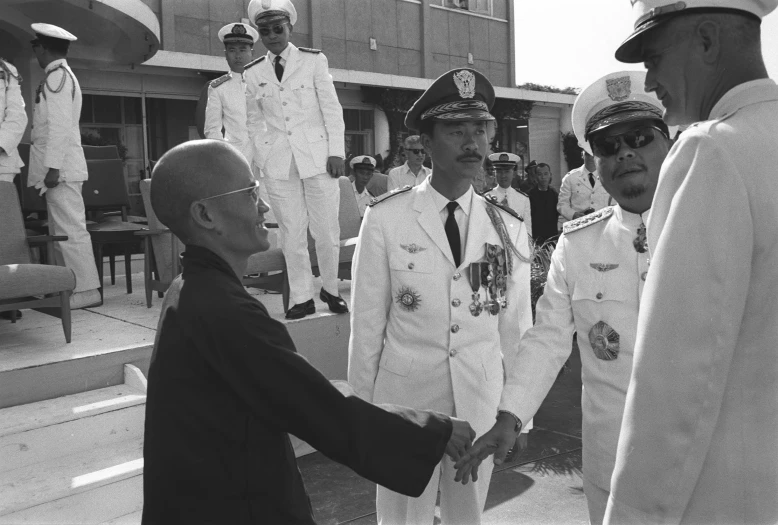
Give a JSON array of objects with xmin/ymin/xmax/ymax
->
[{"xmin": 497, "ymin": 410, "xmax": 522, "ymax": 434}]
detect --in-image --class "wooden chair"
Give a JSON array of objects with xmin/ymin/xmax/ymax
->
[
  {"xmin": 0, "ymin": 183, "xmax": 75, "ymax": 343},
  {"xmin": 308, "ymin": 176, "xmax": 362, "ymax": 282},
  {"xmin": 83, "ymin": 159, "xmax": 146, "ymax": 300}
]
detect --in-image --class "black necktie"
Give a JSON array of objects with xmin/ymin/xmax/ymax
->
[
  {"xmin": 445, "ymin": 201, "xmax": 461, "ymax": 268},
  {"xmin": 274, "ymin": 55, "xmax": 284, "ymax": 82},
  {"xmin": 588, "ymin": 173, "xmax": 596, "ymax": 188}
]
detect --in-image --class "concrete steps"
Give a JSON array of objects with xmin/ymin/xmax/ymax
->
[{"xmin": 0, "ymin": 365, "xmax": 147, "ymax": 525}]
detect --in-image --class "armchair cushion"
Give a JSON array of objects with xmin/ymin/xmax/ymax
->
[{"xmin": 0, "ymin": 264, "xmax": 76, "ymax": 300}]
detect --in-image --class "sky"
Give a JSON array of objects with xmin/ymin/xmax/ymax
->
[{"xmin": 513, "ymin": 0, "xmax": 778, "ymax": 90}]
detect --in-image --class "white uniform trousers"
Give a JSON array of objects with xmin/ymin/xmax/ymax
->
[
  {"xmin": 248, "ymin": 163, "xmax": 277, "ymax": 224},
  {"xmin": 45, "ymin": 182, "xmax": 100, "ymax": 292},
  {"xmin": 583, "ymin": 478, "xmax": 608, "ymax": 525},
  {"xmin": 263, "ymin": 160, "xmax": 340, "ymax": 304},
  {"xmin": 376, "ymin": 455, "xmax": 494, "ymax": 525}
]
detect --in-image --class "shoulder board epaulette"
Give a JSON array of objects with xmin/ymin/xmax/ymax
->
[
  {"xmin": 243, "ymin": 56, "xmax": 266, "ymax": 70},
  {"xmin": 563, "ymin": 206, "xmax": 614, "ymax": 235},
  {"xmin": 483, "ymin": 193, "xmax": 522, "ymax": 221},
  {"xmin": 368, "ymin": 185, "xmax": 412, "ymax": 207},
  {"xmin": 210, "ymin": 73, "xmax": 231, "ymax": 88},
  {"xmin": 299, "ymin": 47, "xmax": 321, "ymax": 54}
]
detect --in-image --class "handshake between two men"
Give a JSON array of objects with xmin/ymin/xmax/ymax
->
[{"xmin": 447, "ymin": 412, "xmax": 530, "ymax": 485}]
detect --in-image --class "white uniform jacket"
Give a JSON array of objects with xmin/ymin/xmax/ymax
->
[
  {"xmin": 500, "ymin": 205, "xmax": 648, "ymax": 490},
  {"xmin": 557, "ymin": 166, "xmax": 611, "ymax": 223},
  {"xmin": 485, "ymin": 186, "xmax": 532, "ymax": 238},
  {"xmin": 204, "ymin": 71, "xmax": 253, "ymax": 165},
  {"xmin": 348, "ymin": 179, "xmax": 533, "ymax": 436},
  {"xmin": 244, "ymin": 44, "xmax": 345, "ymax": 180},
  {"xmin": 0, "ymin": 59, "xmax": 27, "ymax": 176},
  {"xmin": 605, "ymin": 79, "xmax": 778, "ymax": 524},
  {"xmin": 386, "ymin": 162, "xmax": 431, "ymax": 192},
  {"xmin": 28, "ymin": 59, "xmax": 87, "ymax": 185}
]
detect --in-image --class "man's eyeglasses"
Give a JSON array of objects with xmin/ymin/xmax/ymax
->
[
  {"xmin": 591, "ymin": 126, "xmax": 667, "ymax": 157},
  {"xmin": 199, "ymin": 180, "xmax": 261, "ymax": 205},
  {"xmin": 407, "ymin": 148, "xmax": 425, "ymax": 155},
  {"xmin": 258, "ymin": 24, "xmax": 287, "ymax": 37}
]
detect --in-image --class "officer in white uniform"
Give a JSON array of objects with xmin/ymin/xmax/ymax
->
[
  {"xmin": 0, "ymin": 58, "xmax": 27, "ymax": 184},
  {"xmin": 456, "ymin": 71, "xmax": 675, "ymax": 525},
  {"xmin": 349, "ymin": 155, "xmax": 375, "ymax": 218},
  {"xmin": 348, "ymin": 68, "xmax": 532, "ymax": 525},
  {"xmin": 557, "ymin": 152, "xmax": 611, "ymax": 229},
  {"xmin": 605, "ymin": 2, "xmax": 778, "ymax": 524},
  {"xmin": 205, "ymin": 22, "xmax": 276, "ymax": 223},
  {"xmin": 244, "ymin": 0, "xmax": 348, "ymax": 320},
  {"xmin": 28, "ymin": 23, "xmax": 100, "ymax": 309},
  {"xmin": 204, "ymin": 22, "xmax": 259, "ymax": 166},
  {"xmin": 485, "ymin": 152, "xmax": 532, "ymax": 237}
]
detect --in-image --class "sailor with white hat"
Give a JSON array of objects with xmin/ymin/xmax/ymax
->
[
  {"xmin": 204, "ymin": 22, "xmax": 259, "ymax": 164},
  {"xmin": 244, "ymin": 0, "xmax": 348, "ymax": 320},
  {"xmin": 605, "ymin": 2, "xmax": 778, "ymax": 523},
  {"xmin": 484, "ymin": 152, "xmax": 532, "ymax": 236},
  {"xmin": 349, "ymin": 155, "xmax": 376, "ymax": 218},
  {"xmin": 28, "ymin": 23, "xmax": 101, "ymax": 309}
]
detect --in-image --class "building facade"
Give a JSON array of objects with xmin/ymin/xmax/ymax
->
[{"xmin": 1, "ymin": 0, "xmax": 575, "ymax": 213}]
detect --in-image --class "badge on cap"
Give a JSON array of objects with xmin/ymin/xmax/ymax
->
[
  {"xmin": 606, "ymin": 76, "xmax": 631, "ymax": 102},
  {"xmin": 232, "ymin": 24, "xmax": 247, "ymax": 35},
  {"xmin": 453, "ymin": 70, "xmax": 476, "ymax": 99}
]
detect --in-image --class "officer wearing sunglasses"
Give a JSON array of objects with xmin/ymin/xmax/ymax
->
[
  {"xmin": 243, "ymin": 0, "xmax": 349, "ymax": 320},
  {"xmin": 387, "ymin": 135, "xmax": 432, "ymax": 192},
  {"xmin": 455, "ymin": 70, "xmax": 676, "ymax": 525}
]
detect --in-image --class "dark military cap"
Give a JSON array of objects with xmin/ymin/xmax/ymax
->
[{"xmin": 405, "ymin": 68, "xmax": 495, "ymax": 132}]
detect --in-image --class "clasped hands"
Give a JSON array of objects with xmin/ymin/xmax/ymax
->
[{"xmin": 447, "ymin": 413, "xmax": 526, "ymax": 485}]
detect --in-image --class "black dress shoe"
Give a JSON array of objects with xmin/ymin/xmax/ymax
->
[
  {"xmin": 319, "ymin": 288, "xmax": 349, "ymax": 314},
  {"xmin": 285, "ymin": 299, "xmax": 315, "ymax": 320}
]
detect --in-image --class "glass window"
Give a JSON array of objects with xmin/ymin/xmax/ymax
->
[
  {"xmin": 124, "ymin": 97, "xmax": 143, "ymax": 125},
  {"xmin": 343, "ymin": 108, "xmax": 374, "ymax": 158},
  {"xmin": 442, "ymin": 0, "xmax": 491, "ymax": 15},
  {"xmin": 92, "ymin": 95, "xmax": 122, "ymax": 124}
]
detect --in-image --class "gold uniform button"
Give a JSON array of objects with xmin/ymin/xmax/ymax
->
[
  {"xmin": 279, "ymin": 87, "xmax": 284, "ymax": 91},
  {"xmin": 286, "ymin": 117, "xmax": 290, "ymax": 122},
  {"xmin": 451, "ymin": 299, "xmax": 461, "ymax": 307},
  {"xmin": 282, "ymin": 102, "xmax": 287, "ymax": 106},
  {"xmin": 449, "ymin": 349, "xmax": 457, "ymax": 357},
  {"xmin": 596, "ymin": 292, "xmax": 603, "ymax": 299},
  {"xmin": 407, "ymin": 262, "xmax": 415, "ymax": 270},
  {"xmin": 451, "ymin": 324, "xmax": 459, "ymax": 333},
  {"xmin": 288, "ymin": 131, "xmax": 292, "ymax": 136},
  {"xmin": 453, "ymin": 272, "xmax": 461, "ymax": 281},
  {"xmin": 641, "ymin": 272, "xmax": 648, "ymax": 281}
]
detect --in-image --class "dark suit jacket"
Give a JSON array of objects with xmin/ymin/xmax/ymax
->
[{"xmin": 142, "ymin": 246, "xmax": 451, "ymax": 524}]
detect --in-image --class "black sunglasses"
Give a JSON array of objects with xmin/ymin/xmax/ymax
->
[
  {"xmin": 407, "ymin": 148, "xmax": 425, "ymax": 155},
  {"xmin": 258, "ymin": 25, "xmax": 286, "ymax": 37},
  {"xmin": 591, "ymin": 126, "xmax": 667, "ymax": 157}
]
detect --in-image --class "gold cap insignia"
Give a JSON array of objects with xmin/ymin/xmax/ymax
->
[
  {"xmin": 453, "ymin": 70, "xmax": 476, "ymax": 99},
  {"xmin": 606, "ymin": 76, "xmax": 631, "ymax": 102},
  {"xmin": 232, "ymin": 24, "xmax": 247, "ymax": 34}
]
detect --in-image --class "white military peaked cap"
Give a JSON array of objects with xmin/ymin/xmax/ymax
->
[
  {"xmin": 31, "ymin": 23, "xmax": 77, "ymax": 42},
  {"xmin": 617, "ymin": 0, "xmax": 778, "ymax": 62},
  {"xmin": 573, "ymin": 70, "xmax": 677, "ymax": 155},
  {"xmin": 350, "ymin": 155, "xmax": 376, "ymax": 170},
  {"xmin": 218, "ymin": 23, "xmax": 259, "ymax": 45},
  {"xmin": 248, "ymin": 0, "xmax": 298, "ymax": 26},
  {"xmin": 488, "ymin": 152, "xmax": 521, "ymax": 168}
]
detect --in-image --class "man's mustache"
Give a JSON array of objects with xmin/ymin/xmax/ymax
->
[{"xmin": 457, "ymin": 154, "xmax": 483, "ymax": 162}]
